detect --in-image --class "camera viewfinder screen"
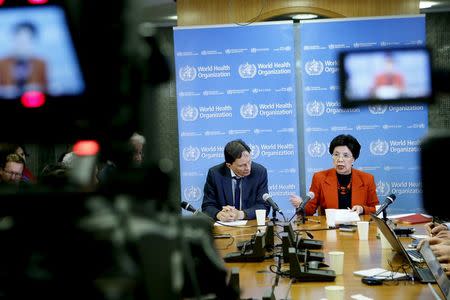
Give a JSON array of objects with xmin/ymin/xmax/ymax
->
[
  {"xmin": 0, "ymin": 5, "xmax": 85, "ymax": 99},
  {"xmin": 340, "ymin": 47, "xmax": 432, "ymax": 106}
]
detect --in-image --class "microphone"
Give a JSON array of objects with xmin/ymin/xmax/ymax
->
[
  {"xmin": 374, "ymin": 194, "xmax": 396, "ymax": 216},
  {"xmin": 181, "ymin": 201, "xmax": 197, "ymax": 213},
  {"xmin": 263, "ymin": 193, "xmax": 282, "ymax": 213},
  {"xmin": 180, "ymin": 201, "xmax": 215, "ymax": 224},
  {"xmin": 296, "ymin": 191, "xmax": 315, "ymax": 212}
]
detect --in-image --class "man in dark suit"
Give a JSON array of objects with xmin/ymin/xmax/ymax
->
[{"xmin": 201, "ymin": 139, "xmax": 270, "ymax": 221}]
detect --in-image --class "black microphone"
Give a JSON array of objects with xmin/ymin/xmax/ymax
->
[
  {"xmin": 263, "ymin": 193, "xmax": 282, "ymax": 213},
  {"xmin": 374, "ymin": 194, "xmax": 396, "ymax": 216},
  {"xmin": 296, "ymin": 191, "xmax": 315, "ymax": 212},
  {"xmin": 181, "ymin": 201, "xmax": 197, "ymax": 213},
  {"xmin": 181, "ymin": 201, "xmax": 215, "ymax": 224}
]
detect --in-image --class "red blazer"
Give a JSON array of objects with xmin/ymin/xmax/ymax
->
[
  {"xmin": 304, "ymin": 168, "xmax": 379, "ymax": 216},
  {"xmin": 0, "ymin": 57, "xmax": 47, "ymax": 90}
]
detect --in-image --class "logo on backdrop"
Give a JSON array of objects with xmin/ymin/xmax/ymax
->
[
  {"xmin": 306, "ymin": 101, "xmax": 325, "ymax": 117},
  {"xmin": 179, "ymin": 65, "xmax": 197, "ymax": 81},
  {"xmin": 183, "ymin": 146, "xmax": 201, "ymax": 161},
  {"xmin": 376, "ymin": 181, "xmax": 391, "ymax": 197},
  {"xmin": 181, "ymin": 105, "xmax": 199, "ymax": 121},
  {"xmin": 249, "ymin": 144, "xmax": 261, "ymax": 159},
  {"xmin": 304, "ymin": 59, "xmax": 324, "ymax": 76},
  {"xmin": 184, "ymin": 185, "xmax": 203, "ymax": 202},
  {"xmin": 370, "ymin": 139, "xmax": 390, "ymax": 156},
  {"xmin": 307, "ymin": 141, "xmax": 327, "ymax": 157},
  {"xmin": 240, "ymin": 103, "xmax": 259, "ymax": 118},
  {"xmin": 238, "ymin": 63, "xmax": 257, "ymax": 78},
  {"xmin": 368, "ymin": 105, "xmax": 388, "ymax": 114}
]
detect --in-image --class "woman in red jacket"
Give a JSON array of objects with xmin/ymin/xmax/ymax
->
[{"xmin": 291, "ymin": 134, "xmax": 379, "ymax": 215}]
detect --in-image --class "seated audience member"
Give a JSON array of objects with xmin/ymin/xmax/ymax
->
[
  {"xmin": 39, "ymin": 162, "xmax": 69, "ymax": 188},
  {"xmin": 98, "ymin": 132, "xmax": 145, "ymax": 184},
  {"xmin": 129, "ymin": 132, "xmax": 146, "ymax": 166},
  {"xmin": 290, "ymin": 134, "xmax": 379, "ymax": 215},
  {"xmin": 14, "ymin": 144, "xmax": 36, "ymax": 183},
  {"xmin": 0, "ymin": 153, "xmax": 25, "ymax": 185},
  {"xmin": 201, "ymin": 139, "xmax": 270, "ymax": 222}
]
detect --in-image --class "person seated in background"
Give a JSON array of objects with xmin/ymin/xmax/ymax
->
[
  {"xmin": 39, "ymin": 162, "xmax": 69, "ymax": 188},
  {"xmin": 98, "ymin": 132, "xmax": 145, "ymax": 184},
  {"xmin": 0, "ymin": 153, "xmax": 25, "ymax": 185},
  {"xmin": 201, "ymin": 139, "xmax": 270, "ymax": 222},
  {"xmin": 14, "ymin": 144, "xmax": 36, "ymax": 183},
  {"xmin": 129, "ymin": 132, "xmax": 146, "ymax": 166},
  {"xmin": 290, "ymin": 134, "xmax": 379, "ymax": 215}
]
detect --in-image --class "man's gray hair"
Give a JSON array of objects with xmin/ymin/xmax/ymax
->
[{"xmin": 130, "ymin": 132, "xmax": 146, "ymax": 145}]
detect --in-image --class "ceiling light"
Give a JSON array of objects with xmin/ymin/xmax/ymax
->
[
  {"xmin": 420, "ymin": 1, "xmax": 438, "ymax": 9},
  {"xmin": 292, "ymin": 14, "xmax": 318, "ymax": 20},
  {"xmin": 167, "ymin": 15, "xmax": 178, "ymax": 20}
]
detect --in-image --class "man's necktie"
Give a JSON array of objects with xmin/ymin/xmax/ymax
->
[{"xmin": 234, "ymin": 177, "xmax": 241, "ymax": 210}]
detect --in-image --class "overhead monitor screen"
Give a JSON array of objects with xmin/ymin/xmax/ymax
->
[
  {"xmin": 0, "ymin": 5, "xmax": 84, "ymax": 99},
  {"xmin": 339, "ymin": 47, "xmax": 432, "ymax": 107}
]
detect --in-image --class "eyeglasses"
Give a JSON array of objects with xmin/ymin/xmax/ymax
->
[
  {"xmin": 2, "ymin": 170, "xmax": 22, "ymax": 178},
  {"xmin": 332, "ymin": 153, "xmax": 353, "ymax": 160}
]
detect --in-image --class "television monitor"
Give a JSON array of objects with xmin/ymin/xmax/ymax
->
[
  {"xmin": 0, "ymin": 5, "xmax": 85, "ymax": 99},
  {"xmin": 0, "ymin": 2, "xmax": 92, "ymax": 142},
  {"xmin": 339, "ymin": 47, "xmax": 433, "ymax": 107}
]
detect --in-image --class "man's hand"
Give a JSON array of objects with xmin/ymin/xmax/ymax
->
[{"xmin": 217, "ymin": 206, "xmax": 245, "ymax": 221}]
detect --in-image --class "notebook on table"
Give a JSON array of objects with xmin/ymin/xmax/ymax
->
[
  {"xmin": 420, "ymin": 240, "xmax": 450, "ymax": 300},
  {"xmin": 371, "ymin": 214, "xmax": 435, "ymax": 283}
]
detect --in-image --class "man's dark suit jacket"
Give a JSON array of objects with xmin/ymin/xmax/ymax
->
[{"xmin": 201, "ymin": 162, "xmax": 270, "ymax": 220}]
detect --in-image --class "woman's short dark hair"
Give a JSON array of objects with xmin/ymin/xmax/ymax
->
[
  {"xmin": 329, "ymin": 134, "xmax": 361, "ymax": 159},
  {"xmin": 224, "ymin": 139, "xmax": 251, "ymax": 164}
]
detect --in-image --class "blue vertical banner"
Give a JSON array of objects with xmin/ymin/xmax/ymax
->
[
  {"xmin": 300, "ymin": 16, "xmax": 427, "ymax": 214},
  {"xmin": 174, "ymin": 21, "xmax": 300, "ymax": 216}
]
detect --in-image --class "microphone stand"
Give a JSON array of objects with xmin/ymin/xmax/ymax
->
[
  {"xmin": 271, "ymin": 209, "xmax": 279, "ymax": 223},
  {"xmin": 382, "ymin": 208, "xmax": 388, "ymax": 222}
]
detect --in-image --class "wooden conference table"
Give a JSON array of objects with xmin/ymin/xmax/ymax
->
[{"xmin": 213, "ymin": 215, "xmax": 441, "ymax": 300}]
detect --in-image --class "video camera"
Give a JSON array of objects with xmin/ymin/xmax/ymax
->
[
  {"xmin": 339, "ymin": 46, "xmax": 450, "ymax": 219},
  {"xmin": 0, "ymin": 2, "xmax": 235, "ymax": 299},
  {"xmin": 0, "ymin": 0, "xmax": 163, "ymax": 145}
]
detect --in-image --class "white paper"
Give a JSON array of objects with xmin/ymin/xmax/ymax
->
[
  {"xmin": 353, "ymin": 267, "xmax": 407, "ymax": 279},
  {"xmin": 351, "ymin": 294, "xmax": 373, "ymax": 300},
  {"xmin": 325, "ymin": 209, "xmax": 360, "ymax": 227},
  {"xmin": 214, "ymin": 220, "xmax": 248, "ymax": 226}
]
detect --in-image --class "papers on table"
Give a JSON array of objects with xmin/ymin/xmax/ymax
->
[
  {"xmin": 353, "ymin": 267, "xmax": 408, "ymax": 280},
  {"xmin": 325, "ymin": 208, "xmax": 360, "ymax": 227},
  {"xmin": 214, "ymin": 220, "xmax": 248, "ymax": 226}
]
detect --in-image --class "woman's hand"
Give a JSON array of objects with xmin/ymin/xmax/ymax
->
[{"xmin": 289, "ymin": 194, "xmax": 302, "ymax": 208}]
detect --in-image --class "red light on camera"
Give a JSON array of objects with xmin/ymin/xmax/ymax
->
[
  {"xmin": 0, "ymin": 0, "xmax": 5, "ymax": 6},
  {"xmin": 21, "ymin": 91, "xmax": 46, "ymax": 108},
  {"xmin": 73, "ymin": 140, "xmax": 100, "ymax": 156},
  {"xmin": 28, "ymin": 0, "xmax": 49, "ymax": 4}
]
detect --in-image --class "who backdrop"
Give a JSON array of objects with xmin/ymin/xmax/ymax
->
[
  {"xmin": 300, "ymin": 15, "xmax": 427, "ymax": 214},
  {"xmin": 174, "ymin": 21, "xmax": 300, "ymax": 217}
]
